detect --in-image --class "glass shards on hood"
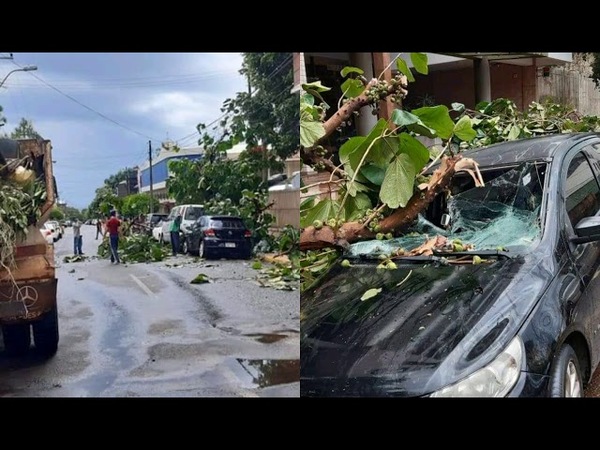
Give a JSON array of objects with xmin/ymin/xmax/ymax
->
[{"xmin": 348, "ymin": 162, "xmax": 545, "ymax": 258}]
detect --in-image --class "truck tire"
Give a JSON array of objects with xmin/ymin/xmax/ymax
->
[
  {"xmin": 2, "ymin": 323, "xmax": 31, "ymax": 356},
  {"xmin": 32, "ymin": 306, "xmax": 59, "ymax": 357}
]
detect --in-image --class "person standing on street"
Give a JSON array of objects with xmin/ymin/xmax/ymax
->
[
  {"xmin": 169, "ymin": 214, "xmax": 182, "ymax": 256},
  {"xmin": 104, "ymin": 210, "xmax": 121, "ymax": 264},
  {"xmin": 95, "ymin": 218, "xmax": 103, "ymax": 240},
  {"xmin": 73, "ymin": 219, "xmax": 83, "ymax": 255}
]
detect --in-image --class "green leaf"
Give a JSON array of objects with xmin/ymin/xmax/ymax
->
[
  {"xmin": 191, "ymin": 273, "xmax": 210, "ymax": 284},
  {"xmin": 300, "ymin": 120, "xmax": 326, "ymax": 148},
  {"xmin": 398, "ymin": 133, "xmax": 430, "ymax": 172},
  {"xmin": 340, "ymin": 66, "xmax": 364, "ymax": 78},
  {"xmin": 361, "ymin": 287, "xmax": 382, "ymax": 301},
  {"xmin": 396, "ymin": 58, "xmax": 415, "ymax": 82},
  {"xmin": 339, "ymin": 119, "xmax": 387, "ymax": 170},
  {"xmin": 300, "ymin": 197, "xmax": 315, "ymax": 211},
  {"xmin": 302, "ymin": 81, "xmax": 331, "ymax": 93},
  {"xmin": 347, "ymin": 180, "xmax": 369, "ymax": 197},
  {"xmin": 300, "ymin": 199, "xmax": 339, "ymax": 228},
  {"xmin": 391, "ymin": 109, "xmax": 422, "ymax": 127},
  {"xmin": 453, "ymin": 116, "xmax": 477, "ymax": 141},
  {"xmin": 339, "ymin": 137, "xmax": 366, "ymax": 165},
  {"xmin": 360, "ymin": 164, "xmax": 386, "ymax": 186},
  {"xmin": 341, "ymin": 78, "xmax": 365, "ymax": 98},
  {"xmin": 412, "ymin": 105, "xmax": 455, "ymax": 140},
  {"xmin": 369, "ymin": 137, "xmax": 398, "ymax": 167},
  {"xmin": 344, "ymin": 192, "xmax": 372, "ymax": 221},
  {"xmin": 380, "ymin": 153, "xmax": 416, "ymax": 209},
  {"xmin": 410, "ymin": 53, "xmax": 428, "ymax": 75},
  {"xmin": 301, "ymin": 93, "xmax": 314, "ymax": 107},
  {"xmin": 508, "ymin": 124, "xmax": 521, "ymax": 140}
]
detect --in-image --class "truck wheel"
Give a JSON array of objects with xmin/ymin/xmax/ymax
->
[
  {"xmin": 32, "ymin": 306, "xmax": 59, "ymax": 357},
  {"xmin": 2, "ymin": 323, "xmax": 31, "ymax": 356}
]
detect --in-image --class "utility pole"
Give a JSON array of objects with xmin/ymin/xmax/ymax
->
[{"xmin": 149, "ymin": 140, "xmax": 154, "ymax": 214}]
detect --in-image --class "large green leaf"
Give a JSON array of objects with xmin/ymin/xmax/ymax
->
[
  {"xmin": 341, "ymin": 78, "xmax": 365, "ymax": 98},
  {"xmin": 302, "ymin": 81, "xmax": 331, "ymax": 93},
  {"xmin": 380, "ymin": 153, "xmax": 416, "ymax": 209},
  {"xmin": 412, "ymin": 105, "xmax": 455, "ymax": 140},
  {"xmin": 341, "ymin": 66, "xmax": 364, "ymax": 78},
  {"xmin": 339, "ymin": 119, "xmax": 387, "ymax": 170},
  {"xmin": 396, "ymin": 58, "xmax": 415, "ymax": 82},
  {"xmin": 391, "ymin": 109, "xmax": 422, "ymax": 127},
  {"xmin": 300, "ymin": 120, "xmax": 326, "ymax": 148},
  {"xmin": 339, "ymin": 137, "xmax": 366, "ymax": 165},
  {"xmin": 347, "ymin": 180, "xmax": 370, "ymax": 197},
  {"xmin": 508, "ymin": 124, "xmax": 521, "ymax": 140},
  {"xmin": 344, "ymin": 192, "xmax": 372, "ymax": 221},
  {"xmin": 300, "ymin": 199, "xmax": 339, "ymax": 228},
  {"xmin": 453, "ymin": 116, "xmax": 477, "ymax": 141},
  {"xmin": 369, "ymin": 137, "xmax": 398, "ymax": 167},
  {"xmin": 360, "ymin": 164, "xmax": 386, "ymax": 186},
  {"xmin": 410, "ymin": 53, "xmax": 428, "ymax": 75},
  {"xmin": 398, "ymin": 133, "xmax": 430, "ymax": 172}
]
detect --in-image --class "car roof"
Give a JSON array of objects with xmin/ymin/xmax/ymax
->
[
  {"xmin": 203, "ymin": 215, "xmax": 243, "ymax": 221},
  {"xmin": 456, "ymin": 132, "xmax": 600, "ymax": 168}
]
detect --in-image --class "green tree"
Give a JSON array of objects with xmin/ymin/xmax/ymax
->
[
  {"xmin": 167, "ymin": 152, "xmax": 267, "ymax": 205},
  {"xmin": 49, "ymin": 208, "xmax": 65, "ymax": 221},
  {"xmin": 196, "ymin": 52, "xmax": 298, "ymax": 164},
  {"xmin": 9, "ymin": 118, "xmax": 43, "ymax": 139},
  {"xmin": 121, "ymin": 193, "xmax": 159, "ymax": 218},
  {"xmin": 103, "ymin": 168, "xmax": 136, "ymax": 191}
]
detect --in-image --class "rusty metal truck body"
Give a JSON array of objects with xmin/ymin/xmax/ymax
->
[{"xmin": 0, "ymin": 138, "xmax": 58, "ymax": 357}]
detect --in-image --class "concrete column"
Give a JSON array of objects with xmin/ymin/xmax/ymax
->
[
  {"xmin": 291, "ymin": 52, "xmax": 307, "ymax": 94},
  {"xmin": 350, "ymin": 52, "xmax": 377, "ymax": 135},
  {"xmin": 474, "ymin": 56, "xmax": 492, "ymax": 104}
]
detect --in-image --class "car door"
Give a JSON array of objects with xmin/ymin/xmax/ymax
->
[
  {"xmin": 161, "ymin": 207, "xmax": 178, "ymax": 243},
  {"xmin": 562, "ymin": 145, "xmax": 600, "ymax": 367}
]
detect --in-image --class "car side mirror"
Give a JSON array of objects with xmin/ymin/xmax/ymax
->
[{"xmin": 572, "ymin": 216, "xmax": 600, "ymax": 244}]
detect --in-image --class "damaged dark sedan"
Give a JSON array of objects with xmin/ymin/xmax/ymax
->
[{"xmin": 301, "ymin": 132, "xmax": 600, "ymax": 397}]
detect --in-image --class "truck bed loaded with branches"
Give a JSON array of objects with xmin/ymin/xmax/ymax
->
[{"xmin": 0, "ymin": 138, "xmax": 60, "ymax": 356}]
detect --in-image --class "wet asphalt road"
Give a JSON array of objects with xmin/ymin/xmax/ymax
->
[{"xmin": 0, "ymin": 225, "xmax": 299, "ymax": 397}]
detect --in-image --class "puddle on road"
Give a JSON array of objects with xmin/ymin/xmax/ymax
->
[
  {"xmin": 244, "ymin": 333, "xmax": 287, "ymax": 344},
  {"xmin": 232, "ymin": 359, "xmax": 299, "ymax": 388}
]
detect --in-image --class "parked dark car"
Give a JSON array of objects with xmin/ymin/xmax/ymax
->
[
  {"xmin": 301, "ymin": 132, "xmax": 600, "ymax": 397},
  {"xmin": 181, "ymin": 215, "xmax": 253, "ymax": 259}
]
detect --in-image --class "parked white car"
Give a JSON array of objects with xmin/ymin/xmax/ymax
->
[
  {"xmin": 152, "ymin": 222, "xmax": 164, "ymax": 242},
  {"xmin": 42, "ymin": 222, "xmax": 59, "ymax": 243},
  {"xmin": 40, "ymin": 225, "xmax": 54, "ymax": 245},
  {"xmin": 46, "ymin": 220, "xmax": 62, "ymax": 240},
  {"xmin": 160, "ymin": 204, "xmax": 204, "ymax": 244}
]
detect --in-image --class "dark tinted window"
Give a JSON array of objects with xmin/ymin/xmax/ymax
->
[
  {"xmin": 209, "ymin": 219, "xmax": 245, "ymax": 229},
  {"xmin": 185, "ymin": 207, "xmax": 203, "ymax": 220},
  {"xmin": 565, "ymin": 152, "xmax": 600, "ymax": 228}
]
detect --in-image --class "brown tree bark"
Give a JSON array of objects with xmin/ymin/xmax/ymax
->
[{"xmin": 299, "ymin": 155, "xmax": 462, "ymax": 251}]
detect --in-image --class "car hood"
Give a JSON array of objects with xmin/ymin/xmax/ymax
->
[{"xmin": 301, "ymin": 255, "xmax": 548, "ymax": 397}]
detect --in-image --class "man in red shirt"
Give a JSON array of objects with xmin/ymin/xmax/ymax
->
[{"xmin": 104, "ymin": 210, "xmax": 121, "ymax": 264}]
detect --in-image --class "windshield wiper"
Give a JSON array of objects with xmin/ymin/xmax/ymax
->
[{"xmin": 432, "ymin": 249, "xmax": 512, "ymax": 260}]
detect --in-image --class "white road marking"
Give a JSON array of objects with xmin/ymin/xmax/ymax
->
[{"xmin": 130, "ymin": 274, "xmax": 157, "ymax": 298}]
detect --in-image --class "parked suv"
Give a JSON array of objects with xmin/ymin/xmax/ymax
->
[{"xmin": 160, "ymin": 204, "xmax": 204, "ymax": 244}]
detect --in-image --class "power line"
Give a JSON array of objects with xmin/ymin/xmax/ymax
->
[{"xmin": 10, "ymin": 60, "xmax": 163, "ymax": 143}]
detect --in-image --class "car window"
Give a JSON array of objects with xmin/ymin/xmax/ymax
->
[
  {"xmin": 185, "ymin": 206, "xmax": 203, "ymax": 221},
  {"xmin": 209, "ymin": 219, "xmax": 245, "ymax": 229},
  {"xmin": 565, "ymin": 152, "xmax": 600, "ymax": 229}
]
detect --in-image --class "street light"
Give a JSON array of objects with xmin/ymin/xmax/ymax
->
[{"xmin": 0, "ymin": 65, "xmax": 38, "ymax": 90}]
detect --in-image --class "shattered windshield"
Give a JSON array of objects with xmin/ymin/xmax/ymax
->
[{"xmin": 348, "ymin": 161, "xmax": 546, "ymax": 258}]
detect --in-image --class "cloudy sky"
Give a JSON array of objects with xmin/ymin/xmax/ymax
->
[{"xmin": 0, "ymin": 52, "xmax": 247, "ymax": 209}]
